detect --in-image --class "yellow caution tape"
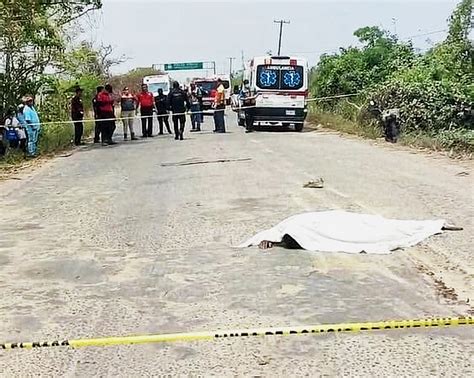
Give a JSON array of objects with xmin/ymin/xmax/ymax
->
[{"xmin": 1, "ymin": 316, "xmax": 472, "ymax": 350}]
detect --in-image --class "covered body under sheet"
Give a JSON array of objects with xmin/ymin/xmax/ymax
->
[{"xmin": 238, "ymin": 210, "xmax": 445, "ymax": 254}]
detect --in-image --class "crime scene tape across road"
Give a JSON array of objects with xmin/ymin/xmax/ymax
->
[
  {"xmin": 1, "ymin": 316, "xmax": 472, "ymax": 350},
  {"xmin": 31, "ymin": 92, "xmax": 362, "ymax": 128}
]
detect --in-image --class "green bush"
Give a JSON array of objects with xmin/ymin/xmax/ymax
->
[{"xmin": 309, "ymin": 0, "xmax": 473, "ymax": 153}]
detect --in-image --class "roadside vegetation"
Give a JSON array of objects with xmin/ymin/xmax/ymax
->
[
  {"xmin": 309, "ymin": 0, "xmax": 473, "ymax": 156},
  {"xmin": 0, "ymin": 0, "xmax": 120, "ymax": 164}
]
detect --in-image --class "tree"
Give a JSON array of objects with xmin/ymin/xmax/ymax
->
[
  {"xmin": 310, "ymin": 26, "xmax": 415, "ymax": 99},
  {"xmin": 108, "ymin": 67, "xmax": 165, "ymax": 93},
  {"xmin": 353, "ymin": 26, "xmax": 387, "ymax": 47},
  {"xmin": 57, "ymin": 42, "xmax": 126, "ymax": 79},
  {"xmin": 0, "ymin": 0, "xmax": 102, "ymax": 115},
  {"xmin": 310, "ymin": 0, "xmax": 473, "ymax": 134}
]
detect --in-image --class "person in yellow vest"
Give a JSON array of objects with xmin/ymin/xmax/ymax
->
[{"xmin": 213, "ymin": 79, "xmax": 226, "ymax": 133}]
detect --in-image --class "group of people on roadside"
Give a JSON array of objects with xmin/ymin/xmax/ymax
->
[
  {"xmin": 0, "ymin": 77, "xmax": 231, "ymax": 157},
  {"xmin": 0, "ymin": 96, "xmax": 42, "ymax": 158},
  {"xmin": 71, "ymin": 78, "xmax": 229, "ymax": 146}
]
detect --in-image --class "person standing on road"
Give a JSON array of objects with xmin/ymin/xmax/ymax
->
[
  {"xmin": 195, "ymin": 83, "xmax": 204, "ymax": 123},
  {"xmin": 71, "ymin": 86, "xmax": 85, "ymax": 146},
  {"xmin": 189, "ymin": 84, "xmax": 202, "ymax": 132},
  {"xmin": 120, "ymin": 87, "xmax": 138, "ymax": 140},
  {"xmin": 240, "ymin": 79, "xmax": 256, "ymax": 133},
  {"xmin": 93, "ymin": 85, "xmax": 104, "ymax": 143},
  {"xmin": 155, "ymin": 88, "xmax": 172, "ymax": 135},
  {"xmin": 23, "ymin": 96, "xmax": 41, "ymax": 157},
  {"xmin": 96, "ymin": 85, "xmax": 116, "ymax": 145},
  {"xmin": 167, "ymin": 81, "xmax": 190, "ymax": 140},
  {"xmin": 136, "ymin": 83, "xmax": 155, "ymax": 138},
  {"xmin": 213, "ymin": 78, "xmax": 226, "ymax": 133}
]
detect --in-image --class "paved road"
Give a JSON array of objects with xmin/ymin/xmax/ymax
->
[{"xmin": 0, "ymin": 115, "xmax": 473, "ymax": 375}]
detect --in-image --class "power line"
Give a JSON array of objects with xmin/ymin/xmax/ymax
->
[
  {"xmin": 402, "ymin": 29, "xmax": 447, "ymax": 40},
  {"xmin": 289, "ymin": 28, "xmax": 448, "ymax": 56}
]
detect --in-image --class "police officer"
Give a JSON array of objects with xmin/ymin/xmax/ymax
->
[
  {"xmin": 167, "ymin": 81, "xmax": 190, "ymax": 140},
  {"xmin": 155, "ymin": 88, "xmax": 172, "ymax": 135}
]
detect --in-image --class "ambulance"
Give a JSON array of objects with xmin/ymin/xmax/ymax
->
[
  {"xmin": 240, "ymin": 56, "xmax": 309, "ymax": 131},
  {"xmin": 143, "ymin": 74, "xmax": 172, "ymax": 97}
]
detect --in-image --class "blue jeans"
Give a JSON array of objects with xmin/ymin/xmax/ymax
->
[
  {"xmin": 190, "ymin": 104, "xmax": 201, "ymax": 129},
  {"xmin": 213, "ymin": 106, "xmax": 225, "ymax": 132},
  {"xmin": 25, "ymin": 125, "xmax": 40, "ymax": 156}
]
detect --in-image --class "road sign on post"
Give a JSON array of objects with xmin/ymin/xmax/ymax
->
[{"xmin": 164, "ymin": 62, "xmax": 204, "ymax": 71}]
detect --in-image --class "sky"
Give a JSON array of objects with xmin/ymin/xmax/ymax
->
[{"xmin": 82, "ymin": 0, "xmax": 460, "ymax": 81}]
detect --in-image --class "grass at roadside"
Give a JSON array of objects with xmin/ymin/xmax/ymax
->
[
  {"xmin": 39, "ymin": 120, "xmax": 95, "ymax": 154},
  {"xmin": 308, "ymin": 108, "xmax": 382, "ymax": 139},
  {"xmin": 308, "ymin": 108, "xmax": 474, "ymax": 158},
  {"xmin": 0, "ymin": 120, "xmax": 95, "ymax": 169}
]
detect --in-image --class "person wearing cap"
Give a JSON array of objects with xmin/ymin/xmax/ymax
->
[
  {"xmin": 213, "ymin": 78, "xmax": 226, "ymax": 133},
  {"xmin": 23, "ymin": 96, "xmax": 41, "ymax": 157},
  {"xmin": 136, "ymin": 83, "xmax": 155, "ymax": 138},
  {"xmin": 71, "ymin": 86, "xmax": 85, "ymax": 146},
  {"xmin": 93, "ymin": 85, "xmax": 104, "ymax": 143},
  {"xmin": 120, "ymin": 87, "xmax": 138, "ymax": 140}
]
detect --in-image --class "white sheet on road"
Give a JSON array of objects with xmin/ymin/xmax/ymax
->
[{"xmin": 238, "ymin": 210, "xmax": 445, "ymax": 254}]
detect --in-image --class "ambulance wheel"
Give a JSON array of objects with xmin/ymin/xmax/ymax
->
[{"xmin": 295, "ymin": 122, "xmax": 304, "ymax": 132}]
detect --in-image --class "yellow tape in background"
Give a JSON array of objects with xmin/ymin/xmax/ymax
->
[{"xmin": 1, "ymin": 316, "xmax": 472, "ymax": 350}]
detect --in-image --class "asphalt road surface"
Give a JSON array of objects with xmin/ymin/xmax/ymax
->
[{"xmin": 0, "ymin": 115, "xmax": 473, "ymax": 376}]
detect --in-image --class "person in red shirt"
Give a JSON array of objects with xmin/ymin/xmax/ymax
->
[
  {"xmin": 136, "ymin": 84, "xmax": 155, "ymax": 137},
  {"xmin": 96, "ymin": 84, "xmax": 117, "ymax": 145}
]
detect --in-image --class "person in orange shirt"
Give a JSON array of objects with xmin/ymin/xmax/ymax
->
[{"xmin": 213, "ymin": 79, "xmax": 226, "ymax": 133}]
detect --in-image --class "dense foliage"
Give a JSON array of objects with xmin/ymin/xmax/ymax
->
[
  {"xmin": 0, "ymin": 0, "xmax": 103, "ymax": 118},
  {"xmin": 310, "ymin": 0, "xmax": 473, "ymax": 137},
  {"xmin": 108, "ymin": 67, "xmax": 164, "ymax": 93}
]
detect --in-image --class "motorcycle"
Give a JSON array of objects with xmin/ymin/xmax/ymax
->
[{"xmin": 368, "ymin": 100, "xmax": 400, "ymax": 143}]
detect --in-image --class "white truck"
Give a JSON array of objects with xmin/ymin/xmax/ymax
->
[
  {"xmin": 143, "ymin": 74, "xmax": 172, "ymax": 97},
  {"xmin": 239, "ymin": 56, "xmax": 309, "ymax": 131}
]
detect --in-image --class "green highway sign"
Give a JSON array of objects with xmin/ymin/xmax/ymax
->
[{"xmin": 164, "ymin": 62, "xmax": 204, "ymax": 71}]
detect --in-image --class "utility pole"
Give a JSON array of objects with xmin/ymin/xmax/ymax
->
[
  {"xmin": 227, "ymin": 57, "xmax": 235, "ymax": 79},
  {"xmin": 274, "ymin": 19, "xmax": 290, "ymax": 56},
  {"xmin": 391, "ymin": 17, "xmax": 397, "ymax": 36}
]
